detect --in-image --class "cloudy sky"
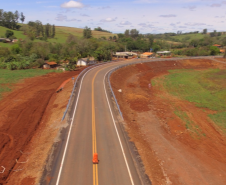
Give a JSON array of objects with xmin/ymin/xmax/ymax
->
[{"xmin": 2, "ymin": 0, "xmax": 226, "ymax": 33}]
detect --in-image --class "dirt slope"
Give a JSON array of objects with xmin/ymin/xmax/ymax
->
[
  {"xmin": 111, "ymin": 59, "xmax": 226, "ymax": 185},
  {"xmin": 0, "ymin": 69, "xmax": 83, "ymax": 185}
]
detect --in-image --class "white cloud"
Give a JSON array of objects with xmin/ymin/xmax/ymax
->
[
  {"xmin": 138, "ymin": 23, "xmax": 155, "ymax": 28},
  {"xmin": 55, "ymin": 14, "xmax": 81, "ymax": 21},
  {"xmin": 99, "ymin": 6, "xmax": 110, "ymax": 9},
  {"xmin": 133, "ymin": 0, "xmax": 158, "ymax": 4},
  {"xmin": 184, "ymin": 22, "xmax": 206, "ymax": 26},
  {"xmin": 159, "ymin": 14, "xmax": 177, "ymax": 17},
  {"xmin": 210, "ymin": 4, "xmax": 221, "ymax": 7},
  {"xmin": 100, "ymin": 17, "xmax": 117, "ymax": 22},
  {"xmin": 55, "ymin": 14, "xmax": 67, "ymax": 21},
  {"xmin": 61, "ymin": 1, "xmax": 85, "ymax": 8},
  {"xmin": 80, "ymin": 14, "xmax": 89, "ymax": 17},
  {"xmin": 120, "ymin": 21, "xmax": 132, "ymax": 25},
  {"xmin": 183, "ymin": 5, "xmax": 196, "ymax": 11}
]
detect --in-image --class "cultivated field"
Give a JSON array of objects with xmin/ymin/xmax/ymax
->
[{"xmin": 111, "ymin": 58, "xmax": 226, "ymax": 185}]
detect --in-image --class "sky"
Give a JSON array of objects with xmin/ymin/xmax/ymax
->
[{"xmin": 1, "ymin": 0, "xmax": 226, "ymax": 34}]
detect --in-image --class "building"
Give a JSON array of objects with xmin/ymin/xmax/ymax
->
[
  {"xmin": 213, "ymin": 44, "xmax": 221, "ymax": 48},
  {"xmin": 77, "ymin": 59, "xmax": 87, "ymax": 66},
  {"xmin": 12, "ymin": 39, "xmax": 18, "ymax": 43},
  {"xmin": 140, "ymin": 52, "xmax": 154, "ymax": 58},
  {"xmin": 43, "ymin": 62, "xmax": 58, "ymax": 69},
  {"xmin": 156, "ymin": 51, "xmax": 171, "ymax": 56},
  {"xmin": 113, "ymin": 52, "xmax": 137, "ymax": 59}
]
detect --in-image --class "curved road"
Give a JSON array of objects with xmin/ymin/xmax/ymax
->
[{"xmin": 48, "ymin": 60, "xmax": 143, "ymax": 185}]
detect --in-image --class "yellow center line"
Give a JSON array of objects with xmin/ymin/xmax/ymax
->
[
  {"xmin": 92, "ymin": 64, "xmax": 119, "ymax": 185},
  {"xmin": 91, "ymin": 64, "xmax": 118, "ymax": 185}
]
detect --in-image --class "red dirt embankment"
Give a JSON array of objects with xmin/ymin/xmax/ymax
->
[
  {"xmin": 111, "ymin": 59, "xmax": 226, "ymax": 185},
  {"xmin": 0, "ymin": 69, "xmax": 83, "ymax": 185}
]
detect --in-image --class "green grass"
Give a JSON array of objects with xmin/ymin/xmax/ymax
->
[
  {"xmin": 171, "ymin": 33, "xmax": 205, "ymax": 42},
  {"xmin": 0, "ymin": 69, "xmax": 60, "ymax": 99},
  {"xmin": 0, "ymin": 26, "xmax": 27, "ymax": 39},
  {"xmin": 164, "ymin": 33, "xmax": 226, "ymax": 43},
  {"xmin": 0, "ymin": 25, "xmax": 117, "ymax": 46},
  {"xmin": 174, "ymin": 108, "xmax": 204, "ymax": 137},
  {"xmin": 160, "ymin": 69, "xmax": 226, "ymax": 130}
]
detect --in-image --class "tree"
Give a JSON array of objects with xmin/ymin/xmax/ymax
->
[
  {"xmin": 5, "ymin": 30, "xmax": 14, "ymax": 38},
  {"xmin": 202, "ymin": 29, "xmax": 207, "ymax": 34},
  {"xmin": 20, "ymin": 12, "xmax": 25, "ymax": 23},
  {"xmin": 148, "ymin": 35, "xmax": 154, "ymax": 47},
  {"xmin": 52, "ymin": 24, "xmax": 55, "ymax": 38},
  {"xmin": 124, "ymin": 29, "xmax": 130, "ymax": 37},
  {"xmin": 83, "ymin": 26, "xmax": 92, "ymax": 39},
  {"xmin": 14, "ymin": 10, "xmax": 20, "ymax": 23},
  {"xmin": 0, "ymin": 9, "xmax": 3, "ymax": 26},
  {"xmin": 130, "ymin": 29, "xmax": 139, "ymax": 39}
]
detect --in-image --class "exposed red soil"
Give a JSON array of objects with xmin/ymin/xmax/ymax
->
[
  {"xmin": 0, "ymin": 69, "xmax": 84, "ymax": 185},
  {"xmin": 111, "ymin": 59, "xmax": 226, "ymax": 185}
]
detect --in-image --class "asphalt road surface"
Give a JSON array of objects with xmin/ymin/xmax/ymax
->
[
  {"xmin": 46, "ymin": 56, "xmax": 224, "ymax": 185},
  {"xmin": 47, "ymin": 60, "xmax": 143, "ymax": 185}
]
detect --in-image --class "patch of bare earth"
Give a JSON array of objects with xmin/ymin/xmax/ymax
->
[
  {"xmin": 0, "ymin": 69, "xmax": 83, "ymax": 185},
  {"xmin": 111, "ymin": 59, "xmax": 226, "ymax": 185}
]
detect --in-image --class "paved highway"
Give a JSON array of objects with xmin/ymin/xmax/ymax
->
[{"xmin": 47, "ymin": 60, "xmax": 143, "ymax": 185}]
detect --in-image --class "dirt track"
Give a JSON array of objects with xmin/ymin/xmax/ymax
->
[
  {"xmin": 111, "ymin": 58, "xmax": 226, "ymax": 185},
  {"xmin": 0, "ymin": 69, "xmax": 84, "ymax": 185}
]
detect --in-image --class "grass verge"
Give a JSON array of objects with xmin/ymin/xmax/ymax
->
[{"xmin": 152, "ymin": 68, "xmax": 226, "ymax": 131}]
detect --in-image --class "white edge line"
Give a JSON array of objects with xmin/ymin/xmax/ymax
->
[
  {"xmin": 55, "ymin": 65, "xmax": 100, "ymax": 185},
  {"xmin": 103, "ymin": 68, "xmax": 135, "ymax": 185}
]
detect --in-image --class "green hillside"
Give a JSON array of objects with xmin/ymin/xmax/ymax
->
[
  {"xmin": 165, "ymin": 33, "xmax": 226, "ymax": 43},
  {"xmin": 0, "ymin": 25, "xmax": 117, "ymax": 47}
]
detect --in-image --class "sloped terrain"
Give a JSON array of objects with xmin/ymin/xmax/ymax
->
[{"xmin": 111, "ymin": 58, "xmax": 226, "ymax": 185}]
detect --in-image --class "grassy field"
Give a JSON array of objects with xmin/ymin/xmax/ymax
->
[
  {"xmin": 0, "ymin": 69, "xmax": 60, "ymax": 99},
  {"xmin": 169, "ymin": 33, "xmax": 226, "ymax": 42},
  {"xmin": 0, "ymin": 25, "xmax": 117, "ymax": 47},
  {"xmin": 153, "ymin": 69, "xmax": 226, "ymax": 131}
]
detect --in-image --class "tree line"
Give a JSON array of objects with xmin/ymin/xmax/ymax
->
[
  {"xmin": 24, "ymin": 20, "xmax": 56, "ymax": 40},
  {"xmin": 94, "ymin": 27, "xmax": 111, "ymax": 33},
  {"xmin": 0, "ymin": 9, "xmax": 25, "ymax": 30}
]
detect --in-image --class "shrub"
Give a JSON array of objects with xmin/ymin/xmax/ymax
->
[
  {"xmin": 0, "ymin": 47, "xmax": 10, "ymax": 57},
  {"xmin": 5, "ymin": 30, "xmax": 14, "ymax": 38},
  {"xmin": 11, "ymin": 44, "xmax": 22, "ymax": 54},
  {"xmin": 210, "ymin": 46, "xmax": 220, "ymax": 55}
]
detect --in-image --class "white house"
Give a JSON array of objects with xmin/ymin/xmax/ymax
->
[{"xmin": 77, "ymin": 59, "xmax": 87, "ymax": 66}]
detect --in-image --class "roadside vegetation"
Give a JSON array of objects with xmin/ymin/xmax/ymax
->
[{"xmin": 154, "ymin": 69, "xmax": 226, "ymax": 132}]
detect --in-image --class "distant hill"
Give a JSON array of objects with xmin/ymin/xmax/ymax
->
[
  {"xmin": 162, "ymin": 33, "xmax": 226, "ymax": 43},
  {"xmin": 0, "ymin": 25, "xmax": 117, "ymax": 47}
]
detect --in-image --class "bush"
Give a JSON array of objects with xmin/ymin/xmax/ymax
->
[
  {"xmin": 210, "ymin": 46, "xmax": 220, "ymax": 55},
  {"xmin": 11, "ymin": 44, "xmax": 22, "ymax": 54},
  {"xmin": 0, "ymin": 47, "xmax": 10, "ymax": 57},
  {"xmin": 5, "ymin": 30, "xmax": 14, "ymax": 38}
]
